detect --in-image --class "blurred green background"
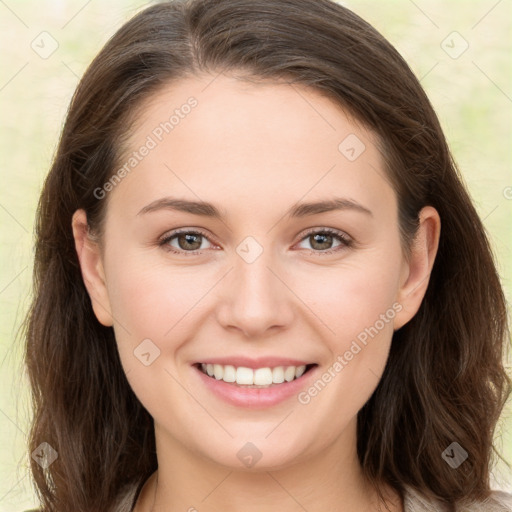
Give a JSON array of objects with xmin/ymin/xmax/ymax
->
[{"xmin": 0, "ymin": 0, "xmax": 511, "ymax": 509}]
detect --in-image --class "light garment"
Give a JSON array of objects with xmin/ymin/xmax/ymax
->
[
  {"xmin": 110, "ymin": 483, "xmax": 512, "ymax": 511},
  {"xmin": 403, "ymin": 486, "xmax": 512, "ymax": 511}
]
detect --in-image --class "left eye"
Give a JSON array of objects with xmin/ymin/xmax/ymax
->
[
  {"xmin": 296, "ymin": 229, "xmax": 350, "ymax": 253},
  {"xmin": 161, "ymin": 230, "xmax": 213, "ymax": 253}
]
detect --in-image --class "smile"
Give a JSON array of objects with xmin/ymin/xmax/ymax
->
[
  {"xmin": 197, "ymin": 363, "xmax": 316, "ymax": 387},
  {"xmin": 192, "ymin": 359, "xmax": 319, "ymax": 408}
]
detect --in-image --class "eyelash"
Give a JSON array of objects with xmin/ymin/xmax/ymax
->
[{"xmin": 158, "ymin": 227, "xmax": 353, "ymax": 256}]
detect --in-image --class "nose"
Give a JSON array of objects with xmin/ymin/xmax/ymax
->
[{"xmin": 215, "ymin": 246, "xmax": 295, "ymax": 339}]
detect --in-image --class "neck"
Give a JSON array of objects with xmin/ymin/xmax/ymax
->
[{"xmin": 135, "ymin": 420, "xmax": 403, "ymax": 512}]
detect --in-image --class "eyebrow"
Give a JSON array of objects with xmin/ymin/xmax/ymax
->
[{"xmin": 137, "ymin": 197, "xmax": 373, "ymax": 219}]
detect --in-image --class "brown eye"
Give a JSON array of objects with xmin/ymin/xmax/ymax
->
[
  {"xmin": 160, "ymin": 230, "xmax": 213, "ymax": 253},
  {"xmin": 176, "ymin": 233, "xmax": 203, "ymax": 251},
  {"xmin": 296, "ymin": 228, "xmax": 352, "ymax": 254},
  {"xmin": 309, "ymin": 233, "xmax": 335, "ymax": 251}
]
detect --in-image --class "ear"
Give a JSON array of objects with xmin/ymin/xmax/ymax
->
[
  {"xmin": 71, "ymin": 209, "xmax": 113, "ymax": 327},
  {"xmin": 393, "ymin": 206, "xmax": 441, "ymax": 330}
]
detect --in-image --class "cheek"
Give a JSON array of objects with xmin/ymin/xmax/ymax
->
[
  {"xmin": 106, "ymin": 253, "xmax": 206, "ymax": 338},
  {"xmin": 292, "ymin": 264, "xmax": 400, "ymax": 430},
  {"xmin": 293, "ymin": 257, "xmax": 401, "ymax": 346},
  {"xmin": 290, "ymin": 251, "xmax": 402, "ymax": 403},
  {"xmin": 103, "ymin": 253, "xmax": 205, "ymax": 410}
]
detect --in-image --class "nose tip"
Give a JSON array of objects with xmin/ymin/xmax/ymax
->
[{"xmin": 215, "ymin": 246, "xmax": 294, "ymax": 338}]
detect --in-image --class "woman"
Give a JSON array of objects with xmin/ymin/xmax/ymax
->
[{"xmin": 24, "ymin": 0, "xmax": 511, "ymax": 510}]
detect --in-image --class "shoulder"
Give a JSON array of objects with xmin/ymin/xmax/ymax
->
[
  {"xmin": 22, "ymin": 482, "xmax": 141, "ymax": 512},
  {"xmin": 24, "ymin": 486, "xmax": 512, "ymax": 512},
  {"xmin": 403, "ymin": 485, "xmax": 512, "ymax": 511},
  {"xmin": 465, "ymin": 490, "xmax": 512, "ymax": 512}
]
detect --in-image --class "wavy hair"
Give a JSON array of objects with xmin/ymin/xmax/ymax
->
[{"xmin": 24, "ymin": 0, "xmax": 510, "ymax": 510}]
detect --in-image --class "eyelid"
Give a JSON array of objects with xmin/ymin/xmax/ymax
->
[
  {"xmin": 159, "ymin": 226, "xmax": 353, "ymax": 255},
  {"xmin": 298, "ymin": 226, "xmax": 352, "ymax": 242},
  {"xmin": 159, "ymin": 227, "xmax": 212, "ymax": 241},
  {"xmin": 294, "ymin": 227, "xmax": 353, "ymax": 254},
  {"xmin": 158, "ymin": 227, "xmax": 219, "ymax": 253}
]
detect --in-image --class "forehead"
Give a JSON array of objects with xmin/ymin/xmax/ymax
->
[
  {"xmin": 128, "ymin": 72, "xmax": 373, "ymax": 156},
  {"xmin": 108, "ymin": 73, "xmax": 395, "ymax": 222}
]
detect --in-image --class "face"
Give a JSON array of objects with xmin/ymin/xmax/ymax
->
[{"xmin": 74, "ymin": 73, "xmax": 438, "ymax": 472}]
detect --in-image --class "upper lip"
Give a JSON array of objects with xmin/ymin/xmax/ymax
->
[{"xmin": 194, "ymin": 357, "xmax": 316, "ymax": 369}]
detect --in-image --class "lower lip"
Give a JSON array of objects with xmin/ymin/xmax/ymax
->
[{"xmin": 192, "ymin": 365, "xmax": 318, "ymax": 409}]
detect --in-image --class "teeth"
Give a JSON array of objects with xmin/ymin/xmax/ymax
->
[
  {"xmin": 199, "ymin": 363, "xmax": 310, "ymax": 385},
  {"xmin": 236, "ymin": 367, "xmax": 254, "ymax": 385},
  {"xmin": 254, "ymin": 368, "xmax": 273, "ymax": 386},
  {"xmin": 272, "ymin": 366, "xmax": 285, "ymax": 383},
  {"xmin": 295, "ymin": 365, "xmax": 306, "ymax": 378},
  {"xmin": 213, "ymin": 364, "xmax": 224, "ymax": 380},
  {"xmin": 223, "ymin": 365, "xmax": 236, "ymax": 383}
]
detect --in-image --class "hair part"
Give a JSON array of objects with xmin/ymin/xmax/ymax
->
[{"xmin": 24, "ymin": 0, "xmax": 510, "ymax": 510}]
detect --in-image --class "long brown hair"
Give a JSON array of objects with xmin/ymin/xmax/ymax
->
[{"xmin": 24, "ymin": 0, "xmax": 510, "ymax": 510}]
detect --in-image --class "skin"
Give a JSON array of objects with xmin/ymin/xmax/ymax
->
[{"xmin": 72, "ymin": 73, "xmax": 440, "ymax": 512}]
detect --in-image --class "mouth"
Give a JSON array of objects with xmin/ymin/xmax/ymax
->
[{"xmin": 193, "ymin": 362, "xmax": 318, "ymax": 388}]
